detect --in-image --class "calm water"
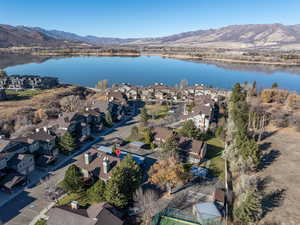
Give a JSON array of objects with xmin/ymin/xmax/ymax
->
[{"xmin": 5, "ymin": 56, "xmax": 300, "ymax": 93}]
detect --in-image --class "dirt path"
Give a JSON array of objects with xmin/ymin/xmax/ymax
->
[{"xmin": 259, "ymin": 128, "xmax": 300, "ymax": 225}]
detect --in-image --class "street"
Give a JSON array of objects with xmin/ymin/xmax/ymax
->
[{"xmin": 0, "ymin": 115, "xmax": 140, "ymax": 225}]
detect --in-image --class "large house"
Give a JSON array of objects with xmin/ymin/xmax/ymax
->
[
  {"xmin": 76, "ymin": 146, "xmax": 144, "ymax": 182},
  {"xmin": 178, "ymin": 137, "xmax": 207, "ymax": 163},
  {"xmin": 47, "ymin": 201, "xmax": 124, "ymax": 225}
]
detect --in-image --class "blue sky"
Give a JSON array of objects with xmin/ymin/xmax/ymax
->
[{"xmin": 0, "ymin": 0, "xmax": 299, "ymax": 38}]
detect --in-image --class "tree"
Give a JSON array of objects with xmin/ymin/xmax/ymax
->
[
  {"xmin": 105, "ymin": 111, "xmax": 113, "ymax": 127},
  {"xmin": 140, "ymin": 107, "xmax": 150, "ymax": 126},
  {"xmin": 272, "ymin": 82, "xmax": 278, "ymax": 88},
  {"xmin": 162, "ymin": 132, "xmax": 179, "ymax": 157},
  {"xmin": 133, "ymin": 187, "xmax": 160, "ymax": 224},
  {"xmin": 149, "ymin": 157, "xmax": 190, "ymax": 194},
  {"xmin": 62, "ymin": 165, "xmax": 84, "ymax": 193},
  {"xmin": 234, "ymin": 191, "xmax": 262, "ymax": 223},
  {"xmin": 179, "ymin": 79, "xmax": 188, "ymax": 89},
  {"xmin": 129, "ymin": 126, "xmax": 140, "ymax": 141},
  {"xmin": 87, "ymin": 179, "xmax": 106, "ymax": 203},
  {"xmin": 59, "ymin": 131, "xmax": 77, "ymax": 152},
  {"xmin": 104, "ymin": 155, "xmax": 142, "ymax": 208},
  {"xmin": 179, "ymin": 120, "xmax": 204, "ymax": 140},
  {"xmin": 143, "ymin": 127, "xmax": 154, "ymax": 145}
]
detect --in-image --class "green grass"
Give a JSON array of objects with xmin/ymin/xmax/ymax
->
[
  {"xmin": 56, "ymin": 192, "xmax": 90, "ymax": 207},
  {"xmin": 206, "ymin": 137, "xmax": 225, "ymax": 179},
  {"xmin": 146, "ymin": 104, "xmax": 170, "ymax": 120},
  {"xmin": 6, "ymin": 89, "xmax": 44, "ymax": 100},
  {"xmin": 158, "ymin": 217, "xmax": 198, "ymax": 225},
  {"xmin": 34, "ymin": 219, "xmax": 47, "ymax": 225}
]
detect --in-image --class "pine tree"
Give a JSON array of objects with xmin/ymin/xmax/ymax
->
[
  {"xmin": 179, "ymin": 120, "xmax": 204, "ymax": 140},
  {"xmin": 104, "ymin": 155, "xmax": 141, "ymax": 208},
  {"xmin": 105, "ymin": 111, "xmax": 113, "ymax": 127},
  {"xmin": 59, "ymin": 131, "xmax": 77, "ymax": 152},
  {"xmin": 162, "ymin": 132, "xmax": 179, "ymax": 157},
  {"xmin": 87, "ymin": 179, "xmax": 106, "ymax": 203},
  {"xmin": 62, "ymin": 165, "xmax": 84, "ymax": 193},
  {"xmin": 140, "ymin": 107, "xmax": 150, "ymax": 126},
  {"xmin": 143, "ymin": 127, "xmax": 154, "ymax": 145}
]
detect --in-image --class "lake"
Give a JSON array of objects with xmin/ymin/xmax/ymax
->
[{"xmin": 4, "ymin": 56, "xmax": 300, "ymax": 93}]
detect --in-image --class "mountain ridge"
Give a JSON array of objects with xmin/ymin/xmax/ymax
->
[{"xmin": 2, "ymin": 23, "xmax": 300, "ymax": 49}]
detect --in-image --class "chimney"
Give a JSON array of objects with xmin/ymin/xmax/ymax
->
[
  {"xmin": 71, "ymin": 201, "xmax": 79, "ymax": 210},
  {"xmin": 84, "ymin": 152, "xmax": 91, "ymax": 165},
  {"xmin": 43, "ymin": 127, "xmax": 47, "ymax": 132},
  {"xmin": 103, "ymin": 156, "xmax": 109, "ymax": 174},
  {"xmin": 35, "ymin": 128, "xmax": 40, "ymax": 133}
]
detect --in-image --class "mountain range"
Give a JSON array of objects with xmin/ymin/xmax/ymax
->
[{"xmin": 1, "ymin": 23, "xmax": 300, "ymax": 49}]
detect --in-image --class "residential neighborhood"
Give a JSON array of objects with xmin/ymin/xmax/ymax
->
[{"xmin": 0, "ymin": 78, "xmax": 230, "ymax": 225}]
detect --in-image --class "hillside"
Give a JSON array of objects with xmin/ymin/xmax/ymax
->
[
  {"xmin": 2, "ymin": 24, "xmax": 300, "ymax": 49},
  {"xmin": 131, "ymin": 24, "xmax": 300, "ymax": 49},
  {"xmin": 0, "ymin": 24, "xmax": 83, "ymax": 48}
]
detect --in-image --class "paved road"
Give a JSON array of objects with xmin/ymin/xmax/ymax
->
[{"xmin": 0, "ymin": 115, "xmax": 138, "ymax": 225}]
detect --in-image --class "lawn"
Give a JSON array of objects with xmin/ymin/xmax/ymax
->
[
  {"xmin": 6, "ymin": 89, "xmax": 44, "ymax": 99},
  {"xmin": 206, "ymin": 137, "xmax": 225, "ymax": 179},
  {"xmin": 34, "ymin": 219, "xmax": 47, "ymax": 225},
  {"xmin": 56, "ymin": 192, "xmax": 90, "ymax": 207},
  {"xmin": 146, "ymin": 104, "xmax": 170, "ymax": 120}
]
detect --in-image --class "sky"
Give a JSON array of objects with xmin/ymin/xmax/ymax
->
[{"xmin": 0, "ymin": 0, "xmax": 300, "ymax": 38}]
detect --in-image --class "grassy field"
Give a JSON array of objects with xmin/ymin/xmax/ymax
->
[
  {"xmin": 6, "ymin": 89, "xmax": 44, "ymax": 99},
  {"xmin": 206, "ymin": 137, "xmax": 225, "ymax": 179},
  {"xmin": 146, "ymin": 104, "xmax": 170, "ymax": 120}
]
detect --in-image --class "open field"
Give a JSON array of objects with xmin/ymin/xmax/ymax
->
[{"xmin": 258, "ymin": 127, "xmax": 300, "ymax": 225}]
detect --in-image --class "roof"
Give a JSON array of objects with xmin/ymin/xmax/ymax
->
[
  {"xmin": 0, "ymin": 139, "xmax": 11, "ymax": 152},
  {"xmin": 128, "ymin": 142, "xmax": 145, "ymax": 148},
  {"xmin": 214, "ymin": 188, "xmax": 225, "ymax": 203},
  {"xmin": 0, "ymin": 172, "xmax": 25, "ymax": 189},
  {"xmin": 179, "ymin": 137, "xmax": 205, "ymax": 158},
  {"xmin": 76, "ymin": 149, "xmax": 121, "ymax": 180},
  {"xmin": 47, "ymin": 203, "xmax": 123, "ymax": 225},
  {"xmin": 14, "ymin": 130, "xmax": 56, "ymax": 143},
  {"xmin": 194, "ymin": 202, "xmax": 221, "ymax": 220},
  {"xmin": 153, "ymin": 127, "xmax": 173, "ymax": 140}
]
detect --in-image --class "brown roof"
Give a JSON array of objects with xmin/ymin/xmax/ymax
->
[
  {"xmin": 214, "ymin": 188, "xmax": 225, "ymax": 203},
  {"xmin": 75, "ymin": 149, "xmax": 121, "ymax": 180},
  {"xmin": 153, "ymin": 127, "xmax": 173, "ymax": 141},
  {"xmin": 179, "ymin": 137, "xmax": 205, "ymax": 159},
  {"xmin": 47, "ymin": 203, "xmax": 123, "ymax": 225}
]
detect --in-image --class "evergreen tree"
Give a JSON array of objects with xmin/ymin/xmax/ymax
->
[
  {"xmin": 140, "ymin": 107, "xmax": 150, "ymax": 126},
  {"xmin": 105, "ymin": 111, "xmax": 113, "ymax": 127},
  {"xmin": 179, "ymin": 120, "xmax": 204, "ymax": 140},
  {"xmin": 143, "ymin": 127, "xmax": 154, "ymax": 145},
  {"xmin": 272, "ymin": 82, "xmax": 278, "ymax": 88},
  {"xmin": 87, "ymin": 179, "xmax": 106, "ymax": 203},
  {"xmin": 104, "ymin": 155, "xmax": 141, "ymax": 208},
  {"xmin": 62, "ymin": 165, "xmax": 84, "ymax": 193},
  {"xmin": 162, "ymin": 132, "xmax": 179, "ymax": 157},
  {"xmin": 59, "ymin": 131, "xmax": 77, "ymax": 152},
  {"xmin": 234, "ymin": 191, "xmax": 262, "ymax": 223}
]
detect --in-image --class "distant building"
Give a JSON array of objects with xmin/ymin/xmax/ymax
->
[{"xmin": 0, "ymin": 75, "xmax": 58, "ymax": 89}]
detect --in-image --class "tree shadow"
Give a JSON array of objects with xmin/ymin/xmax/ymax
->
[
  {"xmin": 258, "ymin": 150, "xmax": 281, "ymax": 171},
  {"xmin": 260, "ymin": 130, "xmax": 278, "ymax": 141},
  {"xmin": 259, "ymin": 142, "xmax": 272, "ymax": 151},
  {"xmin": 206, "ymin": 144, "xmax": 223, "ymax": 160},
  {"xmin": 262, "ymin": 189, "xmax": 286, "ymax": 217},
  {"xmin": 257, "ymin": 176, "xmax": 274, "ymax": 192}
]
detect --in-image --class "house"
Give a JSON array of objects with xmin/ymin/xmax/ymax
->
[
  {"xmin": 0, "ymin": 171, "xmax": 26, "ymax": 193},
  {"xmin": 193, "ymin": 202, "xmax": 222, "ymax": 224},
  {"xmin": 76, "ymin": 147, "xmax": 145, "ymax": 182},
  {"xmin": 7, "ymin": 153, "xmax": 35, "ymax": 175},
  {"xmin": 76, "ymin": 149, "xmax": 121, "ymax": 182},
  {"xmin": 181, "ymin": 104, "xmax": 212, "ymax": 131},
  {"xmin": 153, "ymin": 127, "xmax": 173, "ymax": 145},
  {"xmin": 178, "ymin": 137, "xmax": 207, "ymax": 163},
  {"xmin": 47, "ymin": 201, "xmax": 124, "ymax": 225},
  {"xmin": 214, "ymin": 188, "xmax": 225, "ymax": 206}
]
